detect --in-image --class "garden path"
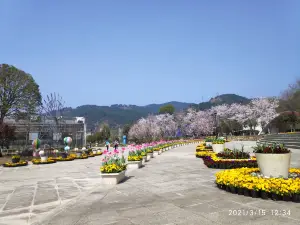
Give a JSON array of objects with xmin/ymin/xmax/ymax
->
[{"xmin": 26, "ymin": 142, "xmax": 300, "ymax": 225}]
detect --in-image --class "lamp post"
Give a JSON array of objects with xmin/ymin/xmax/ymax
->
[{"xmin": 213, "ymin": 112, "xmax": 218, "ymax": 139}]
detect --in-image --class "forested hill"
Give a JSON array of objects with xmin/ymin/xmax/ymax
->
[{"xmin": 64, "ymin": 94, "xmax": 251, "ymax": 130}]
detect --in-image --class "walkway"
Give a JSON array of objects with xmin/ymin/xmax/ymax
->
[{"xmin": 30, "ymin": 143, "xmax": 300, "ymax": 225}]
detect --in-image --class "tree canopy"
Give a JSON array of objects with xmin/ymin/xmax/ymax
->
[
  {"xmin": 0, "ymin": 64, "xmax": 42, "ymax": 123},
  {"xmin": 278, "ymin": 79, "xmax": 300, "ymax": 112},
  {"xmin": 159, "ymin": 104, "xmax": 175, "ymax": 115}
]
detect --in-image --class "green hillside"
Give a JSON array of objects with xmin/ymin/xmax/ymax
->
[{"xmin": 65, "ymin": 94, "xmax": 250, "ymax": 130}]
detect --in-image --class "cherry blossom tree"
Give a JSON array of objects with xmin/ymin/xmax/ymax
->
[
  {"xmin": 190, "ymin": 110, "xmax": 214, "ymax": 136},
  {"xmin": 250, "ymin": 97, "xmax": 279, "ymax": 133}
]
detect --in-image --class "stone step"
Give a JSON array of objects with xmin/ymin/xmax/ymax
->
[{"xmin": 258, "ymin": 140, "xmax": 300, "ymax": 144}]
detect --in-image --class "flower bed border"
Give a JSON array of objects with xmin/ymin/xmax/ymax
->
[
  {"xmin": 75, "ymin": 155, "xmax": 88, "ymax": 159},
  {"xmin": 94, "ymin": 152, "xmax": 103, "ymax": 156},
  {"xmin": 3, "ymin": 161, "xmax": 28, "ymax": 167},
  {"xmin": 202, "ymin": 156, "xmax": 257, "ymax": 169},
  {"xmin": 54, "ymin": 157, "xmax": 75, "ymax": 161},
  {"xmin": 216, "ymin": 168, "xmax": 300, "ymax": 203},
  {"xmin": 32, "ymin": 159, "xmax": 57, "ymax": 165}
]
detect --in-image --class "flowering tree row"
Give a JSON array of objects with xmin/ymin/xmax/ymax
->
[{"xmin": 128, "ymin": 98, "xmax": 279, "ymax": 142}]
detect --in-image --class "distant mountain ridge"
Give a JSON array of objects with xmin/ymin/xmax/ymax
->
[{"xmin": 64, "ymin": 94, "xmax": 251, "ymax": 130}]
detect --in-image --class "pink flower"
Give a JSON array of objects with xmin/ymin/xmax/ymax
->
[
  {"xmin": 103, "ymin": 150, "xmax": 108, "ymax": 155},
  {"xmin": 114, "ymin": 149, "xmax": 119, "ymax": 154},
  {"xmin": 122, "ymin": 147, "xmax": 125, "ymax": 151}
]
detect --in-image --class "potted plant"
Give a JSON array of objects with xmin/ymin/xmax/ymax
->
[
  {"xmin": 212, "ymin": 139, "xmax": 225, "ymax": 153},
  {"xmin": 253, "ymin": 143, "xmax": 291, "ymax": 178},
  {"xmin": 127, "ymin": 150, "xmax": 143, "ymax": 169},
  {"xmin": 205, "ymin": 137, "xmax": 213, "ymax": 147},
  {"xmin": 12, "ymin": 155, "xmax": 21, "ymax": 163},
  {"xmin": 100, "ymin": 150, "xmax": 126, "ymax": 184}
]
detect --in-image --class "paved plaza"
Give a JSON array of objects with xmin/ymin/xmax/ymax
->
[{"xmin": 0, "ymin": 142, "xmax": 300, "ymax": 225}]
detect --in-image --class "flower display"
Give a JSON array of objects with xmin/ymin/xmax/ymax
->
[
  {"xmin": 88, "ymin": 152, "xmax": 95, "ymax": 157},
  {"xmin": 196, "ymin": 143, "xmax": 213, "ymax": 152},
  {"xmin": 205, "ymin": 137, "xmax": 214, "ymax": 142},
  {"xmin": 215, "ymin": 168, "xmax": 300, "ymax": 202},
  {"xmin": 94, "ymin": 151, "xmax": 103, "ymax": 156},
  {"xmin": 3, "ymin": 160, "xmax": 28, "ymax": 167},
  {"xmin": 217, "ymin": 148, "xmax": 250, "ymax": 159},
  {"xmin": 195, "ymin": 151, "xmax": 215, "ymax": 158},
  {"xmin": 54, "ymin": 156, "xmax": 74, "ymax": 161},
  {"xmin": 32, "ymin": 158, "xmax": 56, "ymax": 164},
  {"xmin": 101, "ymin": 149, "xmax": 126, "ymax": 173},
  {"xmin": 128, "ymin": 149, "xmax": 143, "ymax": 161},
  {"xmin": 146, "ymin": 148, "xmax": 153, "ymax": 153},
  {"xmin": 252, "ymin": 143, "xmax": 290, "ymax": 154},
  {"xmin": 195, "ymin": 145, "xmax": 257, "ymax": 169},
  {"xmin": 75, "ymin": 153, "xmax": 88, "ymax": 159},
  {"xmin": 11, "ymin": 155, "xmax": 21, "ymax": 163},
  {"xmin": 212, "ymin": 139, "xmax": 225, "ymax": 144}
]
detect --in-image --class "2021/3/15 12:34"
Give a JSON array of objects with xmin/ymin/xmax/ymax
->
[{"xmin": 229, "ymin": 209, "xmax": 291, "ymax": 216}]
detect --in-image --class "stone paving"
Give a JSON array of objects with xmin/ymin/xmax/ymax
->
[{"xmin": 1, "ymin": 142, "xmax": 300, "ymax": 225}]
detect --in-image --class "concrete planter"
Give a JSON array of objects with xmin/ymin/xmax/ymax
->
[
  {"xmin": 255, "ymin": 153, "xmax": 291, "ymax": 178},
  {"xmin": 92, "ymin": 150, "xmax": 97, "ymax": 154},
  {"xmin": 146, "ymin": 153, "xmax": 153, "ymax": 160},
  {"xmin": 76, "ymin": 152, "xmax": 82, "ymax": 157},
  {"xmin": 142, "ymin": 156, "xmax": 147, "ymax": 164},
  {"xmin": 97, "ymin": 150, "xmax": 102, "ymax": 154},
  {"xmin": 127, "ymin": 160, "xmax": 142, "ymax": 169},
  {"xmin": 41, "ymin": 156, "xmax": 48, "ymax": 162},
  {"xmin": 158, "ymin": 150, "xmax": 162, "ymax": 155},
  {"xmin": 205, "ymin": 142, "xmax": 212, "ymax": 147},
  {"xmin": 212, "ymin": 144, "xmax": 225, "ymax": 153},
  {"xmin": 101, "ymin": 170, "xmax": 126, "ymax": 185},
  {"xmin": 153, "ymin": 151, "xmax": 159, "ymax": 157}
]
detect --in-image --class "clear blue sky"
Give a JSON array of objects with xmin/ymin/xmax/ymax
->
[{"xmin": 1, "ymin": 0, "xmax": 299, "ymax": 107}]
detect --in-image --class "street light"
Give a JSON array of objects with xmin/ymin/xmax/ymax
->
[{"xmin": 213, "ymin": 112, "xmax": 218, "ymax": 139}]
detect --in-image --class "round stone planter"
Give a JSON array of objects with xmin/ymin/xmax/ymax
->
[
  {"xmin": 212, "ymin": 144, "xmax": 225, "ymax": 153},
  {"xmin": 153, "ymin": 151, "xmax": 159, "ymax": 157},
  {"xmin": 158, "ymin": 150, "xmax": 162, "ymax": 155},
  {"xmin": 127, "ymin": 160, "xmax": 142, "ymax": 169},
  {"xmin": 93, "ymin": 150, "xmax": 97, "ymax": 154},
  {"xmin": 101, "ymin": 170, "xmax": 126, "ymax": 185},
  {"xmin": 255, "ymin": 152, "xmax": 291, "ymax": 178},
  {"xmin": 97, "ymin": 150, "xmax": 102, "ymax": 154},
  {"xmin": 41, "ymin": 156, "xmax": 48, "ymax": 162},
  {"xmin": 205, "ymin": 142, "xmax": 212, "ymax": 147},
  {"xmin": 76, "ymin": 152, "xmax": 82, "ymax": 157}
]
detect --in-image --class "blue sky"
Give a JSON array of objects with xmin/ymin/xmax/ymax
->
[{"xmin": 0, "ymin": 0, "xmax": 299, "ymax": 107}]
